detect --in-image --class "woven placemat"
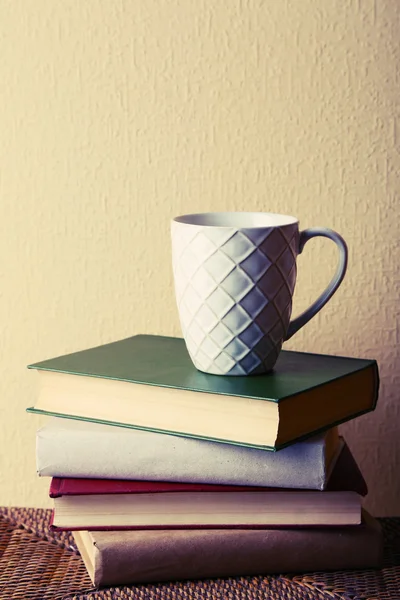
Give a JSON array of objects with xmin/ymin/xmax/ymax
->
[{"xmin": 0, "ymin": 508, "xmax": 399, "ymax": 600}]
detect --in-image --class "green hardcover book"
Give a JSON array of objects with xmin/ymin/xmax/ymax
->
[{"xmin": 27, "ymin": 334, "xmax": 379, "ymax": 451}]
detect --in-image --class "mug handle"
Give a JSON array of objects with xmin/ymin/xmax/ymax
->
[{"xmin": 285, "ymin": 228, "xmax": 348, "ymax": 341}]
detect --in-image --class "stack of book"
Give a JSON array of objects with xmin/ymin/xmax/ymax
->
[{"xmin": 28, "ymin": 334, "xmax": 383, "ymax": 587}]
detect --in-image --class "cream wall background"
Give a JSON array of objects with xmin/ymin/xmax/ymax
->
[{"xmin": 0, "ymin": 0, "xmax": 399, "ymax": 514}]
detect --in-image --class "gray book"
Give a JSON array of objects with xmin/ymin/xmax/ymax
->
[{"xmin": 37, "ymin": 418, "xmax": 342, "ymax": 489}]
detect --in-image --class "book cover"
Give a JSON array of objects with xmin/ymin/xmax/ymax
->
[
  {"xmin": 27, "ymin": 334, "xmax": 379, "ymax": 450},
  {"xmin": 27, "ymin": 334, "xmax": 379, "ymax": 402},
  {"xmin": 37, "ymin": 418, "xmax": 341, "ymax": 490},
  {"xmin": 73, "ymin": 510, "xmax": 383, "ymax": 586}
]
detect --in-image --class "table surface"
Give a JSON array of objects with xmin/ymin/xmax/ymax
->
[{"xmin": 0, "ymin": 507, "xmax": 399, "ymax": 600}]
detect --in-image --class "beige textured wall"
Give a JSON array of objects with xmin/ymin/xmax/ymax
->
[{"xmin": 0, "ymin": 1, "xmax": 399, "ymax": 515}]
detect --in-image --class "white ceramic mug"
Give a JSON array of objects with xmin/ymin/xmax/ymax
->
[{"xmin": 171, "ymin": 212, "xmax": 348, "ymax": 376}]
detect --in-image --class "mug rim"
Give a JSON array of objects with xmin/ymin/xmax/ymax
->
[{"xmin": 172, "ymin": 211, "xmax": 299, "ymax": 228}]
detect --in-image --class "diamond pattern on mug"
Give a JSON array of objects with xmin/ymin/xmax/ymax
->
[
  {"xmin": 258, "ymin": 345, "xmax": 281, "ymax": 372},
  {"xmin": 203, "ymin": 251, "xmax": 236, "ymax": 282},
  {"xmin": 255, "ymin": 302, "xmax": 282, "ymax": 331},
  {"xmin": 224, "ymin": 337, "xmax": 250, "ymax": 361},
  {"xmin": 191, "ymin": 267, "xmax": 218, "ymax": 299},
  {"xmin": 177, "ymin": 247, "xmax": 203, "ymax": 280},
  {"xmin": 198, "ymin": 335, "xmax": 222, "ymax": 361},
  {"xmin": 224, "ymin": 363, "xmax": 246, "ymax": 375},
  {"xmin": 279, "ymin": 225, "xmax": 298, "ymax": 245},
  {"xmin": 203, "ymin": 227, "xmax": 236, "ymax": 247},
  {"xmin": 277, "ymin": 245, "xmax": 297, "ymax": 276},
  {"xmin": 240, "ymin": 249, "xmax": 272, "ymax": 282},
  {"xmin": 185, "ymin": 318, "xmax": 207, "ymax": 348},
  {"xmin": 241, "ymin": 228, "xmax": 274, "ymax": 247},
  {"xmin": 174, "ymin": 225, "xmax": 200, "ymax": 256},
  {"xmin": 258, "ymin": 228, "xmax": 292, "ymax": 262},
  {"xmin": 238, "ymin": 351, "xmax": 262, "ymax": 373},
  {"xmin": 221, "ymin": 232, "xmax": 257, "ymax": 263},
  {"xmin": 213, "ymin": 351, "xmax": 236, "ymax": 374},
  {"xmin": 209, "ymin": 321, "xmax": 236, "ymax": 347},
  {"xmin": 282, "ymin": 262, "xmax": 297, "ymax": 295},
  {"xmin": 253, "ymin": 334, "xmax": 280, "ymax": 359},
  {"xmin": 269, "ymin": 320, "xmax": 287, "ymax": 345},
  {"xmin": 181, "ymin": 285, "xmax": 204, "ymax": 316},
  {"xmin": 223, "ymin": 304, "xmax": 253, "ymax": 335},
  {"xmin": 194, "ymin": 303, "xmax": 219, "ymax": 334},
  {"xmin": 172, "ymin": 222, "xmax": 299, "ymax": 375},
  {"xmin": 220, "ymin": 267, "xmax": 254, "ymax": 301},
  {"xmin": 257, "ymin": 264, "xmax": 290, "ymax": 296},
  {"xmin": 239, "ymin": 321, "xmax": 264, "ymax": 348},
  {"xmin": 189, "ymin": 231, "xmax": 219, "ymax": 261},
  {"xmin": 240, "ymin": 286, "xmax": 269, "ymax": 318},
  {"xmin": 273, "ymin": 282, "xmax": 293, "ymax": 314},
  {"xmin": 192, "ymin": 347, "xmax": 213, "ymax": 372},
  {"xmin": 206, "ymin": 287, "xmax": 236, "ymax": 319}
]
